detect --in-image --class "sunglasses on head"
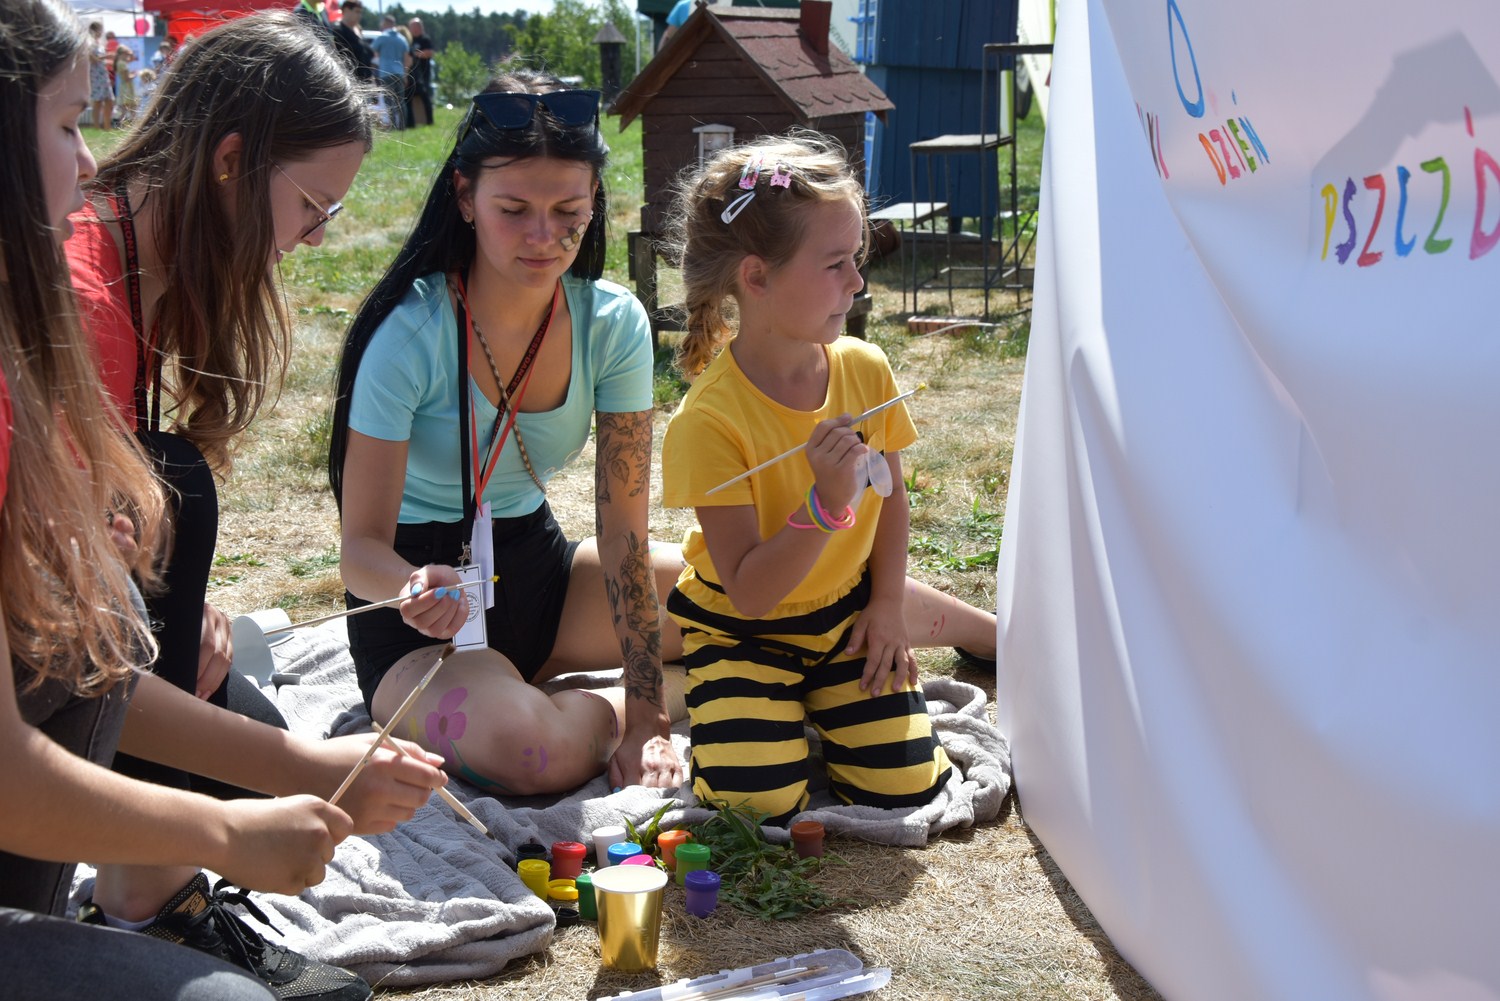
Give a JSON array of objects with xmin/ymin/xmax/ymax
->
[{"xmin": 468, "ymin": 90, "xmax": 602, "ymax": 134}]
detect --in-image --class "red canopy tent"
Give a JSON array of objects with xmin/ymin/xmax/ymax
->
[{"xmin": 144, "ymin": 0, "xmax": 289, "ymax": 42}]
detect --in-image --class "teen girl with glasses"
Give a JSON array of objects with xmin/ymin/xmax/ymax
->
[
  {"xmin": 56, "ymin": 14, "xmax": 424, "ymax": 991},
  {"xmin": 64, "ymin": 10, "xmax": 369, "ymax": 751},
  {"xmin": 331, "ymin": 69, "xmax": 687, "ymax": 796}
]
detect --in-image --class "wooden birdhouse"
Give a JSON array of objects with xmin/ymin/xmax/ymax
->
[{"xmin": 611, "ymin": 0, "xmax": 893, "ymax": 338}]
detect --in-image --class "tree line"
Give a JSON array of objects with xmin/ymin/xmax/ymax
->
[{"xmin": 364, "ymin": 0, "xmax": 642, "ymax": 106}]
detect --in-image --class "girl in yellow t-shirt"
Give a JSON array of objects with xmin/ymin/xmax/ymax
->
[{"xmin": 660, "ymin": 132, "xmax": 997, "ymax": 825}]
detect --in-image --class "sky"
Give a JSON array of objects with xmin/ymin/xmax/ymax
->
[
  {"xmin": 423, "ymin": 0, "xmax": 558, "ymax": 15},
  {"xmin": 90, "ymin": 1, "xmax": 584, "ymax": 34}
]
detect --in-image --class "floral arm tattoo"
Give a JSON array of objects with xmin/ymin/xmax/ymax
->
[{"xmin": 596, "ymin": 411, "xmax": 663, "ymax": 713}]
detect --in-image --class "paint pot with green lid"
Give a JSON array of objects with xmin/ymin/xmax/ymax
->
[
  {"xmin": 576, "ymin": 871, "xmax": 596, "ymax": 920},
  {"xmin": 674, "ymin": 842, "xmax": 710, "ymax": 885}
]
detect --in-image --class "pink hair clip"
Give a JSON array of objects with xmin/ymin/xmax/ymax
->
[
  {"xmin": 722, "ymin": 153, "xmax": 780, "ymax": 224},
  {"xmin": 738, "ymin": 153, "xmax": 765, "ymax": 190}
]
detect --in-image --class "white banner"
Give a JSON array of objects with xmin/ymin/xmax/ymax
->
[{"xmin": 996, "ymin": 0, "xmax": 1500, "ymax": 998}]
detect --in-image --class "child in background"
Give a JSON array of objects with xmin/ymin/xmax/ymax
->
[
  {"xmin": 112, "ymin": 44, "xmax": 136, "ymax": 121},
  {"xmin": 660, "ymin": 132, "xmax": 996, "ymax": 825},
  {"xmin": 135, "ymin": 65, "xmax": 156, "ymax": 110}
]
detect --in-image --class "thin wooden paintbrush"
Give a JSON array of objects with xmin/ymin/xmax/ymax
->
[
  {"xmin": 263, "ymin": 578, "xmax": 497, "ymax": 637},
  {"xmin": 330, "ymin": 643, "xmax": 455, "ymax": 806},
  {"xmin": 659, "ymin": 965, "xmax": 830, "ymax": 1001},
  {"xmin": 704, "ymin": 386, "xmax": 924, "ymax": 496},
  {"xmin": 375, "ymin": 733, "xmax": 491, "ymax": 836}
]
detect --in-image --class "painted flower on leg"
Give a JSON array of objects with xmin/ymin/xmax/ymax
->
[{"xmin": 426, "ymin": 686, "xmax": 469, "ymax": 763}]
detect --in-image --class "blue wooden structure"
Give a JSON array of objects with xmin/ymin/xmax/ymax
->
[{"xmin": 858, "ymin": 0, "xmax": 1018, "ymax": 222}]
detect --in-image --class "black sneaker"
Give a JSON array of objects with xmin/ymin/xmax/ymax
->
[
  {"xmin": 953, "ymin": 646, "xmax": 997, "ymax": 671},
  {"xmin": 80, "ymin": 873, "xmax": 371, "ymax": 1001}
]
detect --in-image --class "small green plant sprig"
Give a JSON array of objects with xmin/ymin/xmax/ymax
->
[
  {"xmin": 623, "ymin": 801, "xmax": 679, "ymax": 860},
  {"xmin": 687, "ymin": 801, "xmax": 852, "ymax": 920}
]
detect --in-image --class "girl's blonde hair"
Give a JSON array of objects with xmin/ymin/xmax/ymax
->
[
  {"xmin": 1, "ymin": 0, "xmax": 166, "ymax": 693},
  {"xmin": 664, "ymin": 129, "xmax": 868, "ymax": 379}
]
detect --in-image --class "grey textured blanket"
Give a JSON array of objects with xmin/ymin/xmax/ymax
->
[{"xmin": 164, "ymin": 621, "xmax": 1010, "ymax": 987}]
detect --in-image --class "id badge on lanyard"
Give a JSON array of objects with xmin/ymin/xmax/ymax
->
[
  {"xmin": 452, "ymin": 559, "xmax": 489, "ymax": 652},
  {"xmin": 469, "ymin": 501, "xmax": 497, "ymax": 610}
]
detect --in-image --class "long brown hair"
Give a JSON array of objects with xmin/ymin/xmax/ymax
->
[
  {"xmin": 1, "ymin": 0, "xmax": 165, "ymax": 693},
  {"xmin": 94, "ymin": 11, "xmax": 376, "ymax": 473},
  {"xmin": 664, "ymin": 130, "xmax": 869, "ymax": 379}
]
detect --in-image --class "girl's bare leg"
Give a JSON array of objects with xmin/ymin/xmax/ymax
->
[
  {"xmin": 903, "ymin": 576, "xmax": 997, "ymax": 658},
  {"xmin": 542, "ymin": 539, "xmax": 686, "ymax": 676}
]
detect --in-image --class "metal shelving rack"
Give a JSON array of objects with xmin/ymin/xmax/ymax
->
[{"xmin": 906, "ymin": 40, "xmax": 1052, "ymax": 318}]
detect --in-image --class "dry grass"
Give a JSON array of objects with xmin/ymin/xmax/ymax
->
[{"xmin": 201, "ymin": 112, "xmax": 1161, "ymax": 1001}]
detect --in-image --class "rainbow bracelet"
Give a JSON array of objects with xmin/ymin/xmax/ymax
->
[
  {"xmin": 786, "ymin": 509, "xmax": 821, "ymax": 530},
  {"xmin": 807, "ymin": 485, "xmax": 856, "ymax": 532}
]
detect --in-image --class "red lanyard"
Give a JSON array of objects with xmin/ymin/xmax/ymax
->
[
  {"xmin": 112, "ymin": 184, "xmax": 163, "ymax": 431},
  {"xmin": 454, "ymin": 274, "xmax": 558, "ymax": 511}
]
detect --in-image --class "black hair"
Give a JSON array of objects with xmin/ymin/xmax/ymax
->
[{"xmin": 328, "ymin": 67, "xmax": 611, "ymax": 507}]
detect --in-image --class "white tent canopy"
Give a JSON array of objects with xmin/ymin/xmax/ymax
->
[
  {"xmin": 68, "ymin": 0, "xmax": 139, "ymax": 12},
  {"xmin": 997, "ymin": 0, "xmax": 1500, "ymax": 997},
  {"xmin": 67, "ymin": 0, "xmax": 146, "ymax": 35}
]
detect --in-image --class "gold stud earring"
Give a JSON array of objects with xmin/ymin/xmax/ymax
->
[{"xmin": 218, "ymin": 173, "xmax": 229, "ymax": 184}]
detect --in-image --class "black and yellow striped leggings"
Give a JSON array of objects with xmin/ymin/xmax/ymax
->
[{"xmin": 667, "ymin": 574, "xmax": 952, "ymax": 826}]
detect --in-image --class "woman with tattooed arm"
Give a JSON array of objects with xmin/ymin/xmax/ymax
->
[{"xmin": 330, "ymin": 70, "xmax": 685, "ymax": 795}]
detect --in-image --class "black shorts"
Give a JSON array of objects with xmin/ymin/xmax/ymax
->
[{"xmin": 347, "ymin": 500, "xmax": 581, "ymax": 709}]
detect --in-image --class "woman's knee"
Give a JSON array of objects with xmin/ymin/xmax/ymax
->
[{"xmin": 454, "ymin": 689, "xmax": 611, "ymax": 796}]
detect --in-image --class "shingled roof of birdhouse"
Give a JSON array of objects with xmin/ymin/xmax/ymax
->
[{"xmin": 611, "ymin": 3, "xmax": 893, "ymax": 129}]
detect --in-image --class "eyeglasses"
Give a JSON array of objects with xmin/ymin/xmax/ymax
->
[
  {"xmin": 467, "ymin": 90, "xmax": 602, "ymax": 135},
  {"xmin": 275, "ymin": 164, "xmax": 344, "ymax": 240}
]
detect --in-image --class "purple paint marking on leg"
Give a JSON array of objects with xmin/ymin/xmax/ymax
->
[{"xmin": 520, "ymin": 746, "xmax": 549, "ymax": 774}]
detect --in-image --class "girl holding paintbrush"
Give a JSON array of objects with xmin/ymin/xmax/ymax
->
[
  {"xmin": 0, "ymin": 7, "xmax": 444, "ymax": 995},
  {"xmin": 660, "ymin": 132, "xmax": 997, "ymax": 825}
]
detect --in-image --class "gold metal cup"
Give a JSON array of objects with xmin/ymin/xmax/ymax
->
[{"xmin": 591, "ymin": 864, "xmax": 668, "ymax": 971}]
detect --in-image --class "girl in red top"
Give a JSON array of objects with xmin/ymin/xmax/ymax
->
[{"xmin": 63, "ymin": 13, "xmax": 371, "ymax": 790}]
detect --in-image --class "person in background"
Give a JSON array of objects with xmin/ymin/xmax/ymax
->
[
  {"xmin": 659, "ymin": 131, "xmax": 999, "ymax": 824},
  {"xmin": 369, "ymin": 13, "xmax": 408, "ymax": 129},
  {"xmin": 293, "ymin": 0, "xmax": 326, "ymax": 29},
  {"xmin": 0, "ymin": 2, "xmax": 445, "ymax": 999},
  {"xmin": 103, "ymin": 27, "xmax": 117, "ymax": 90},
  {"xmin": 406, "ymin": 16, "xmax": 434, "ymax": 127},
  {"xmin": 328, "ymin": 0, "xmax": 372, "ymax": 83},
  {"xmin": 150, "ymin": 33, "xmax": 176, "ymax": 71},
  {"xmin": 658, "ymin": 0, "xmax": 714, "ymax": 51},
  {"xmin": 86, "ymin": 19, "xmax": 111, "ymax": 128},
  {"xmin": 135, "ymin": 66, "xmax": 156, "ymax": 108},
  {"xmin": 112, "ymin": 43, "xmax": 136, "ymax": 123},
  {"xmin": 394, "ymin": 21, "xmax": 414, "ymax": 128}
]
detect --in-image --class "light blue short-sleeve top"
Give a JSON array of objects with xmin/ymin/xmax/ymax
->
[{"xmin": 348, "ymin": 272, "xmax": 654, "ymax": 523}]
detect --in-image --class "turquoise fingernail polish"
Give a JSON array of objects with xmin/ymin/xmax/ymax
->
[{"xmin": 410, "ymin": 583, "xmax": 421, "ymax": 595}]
